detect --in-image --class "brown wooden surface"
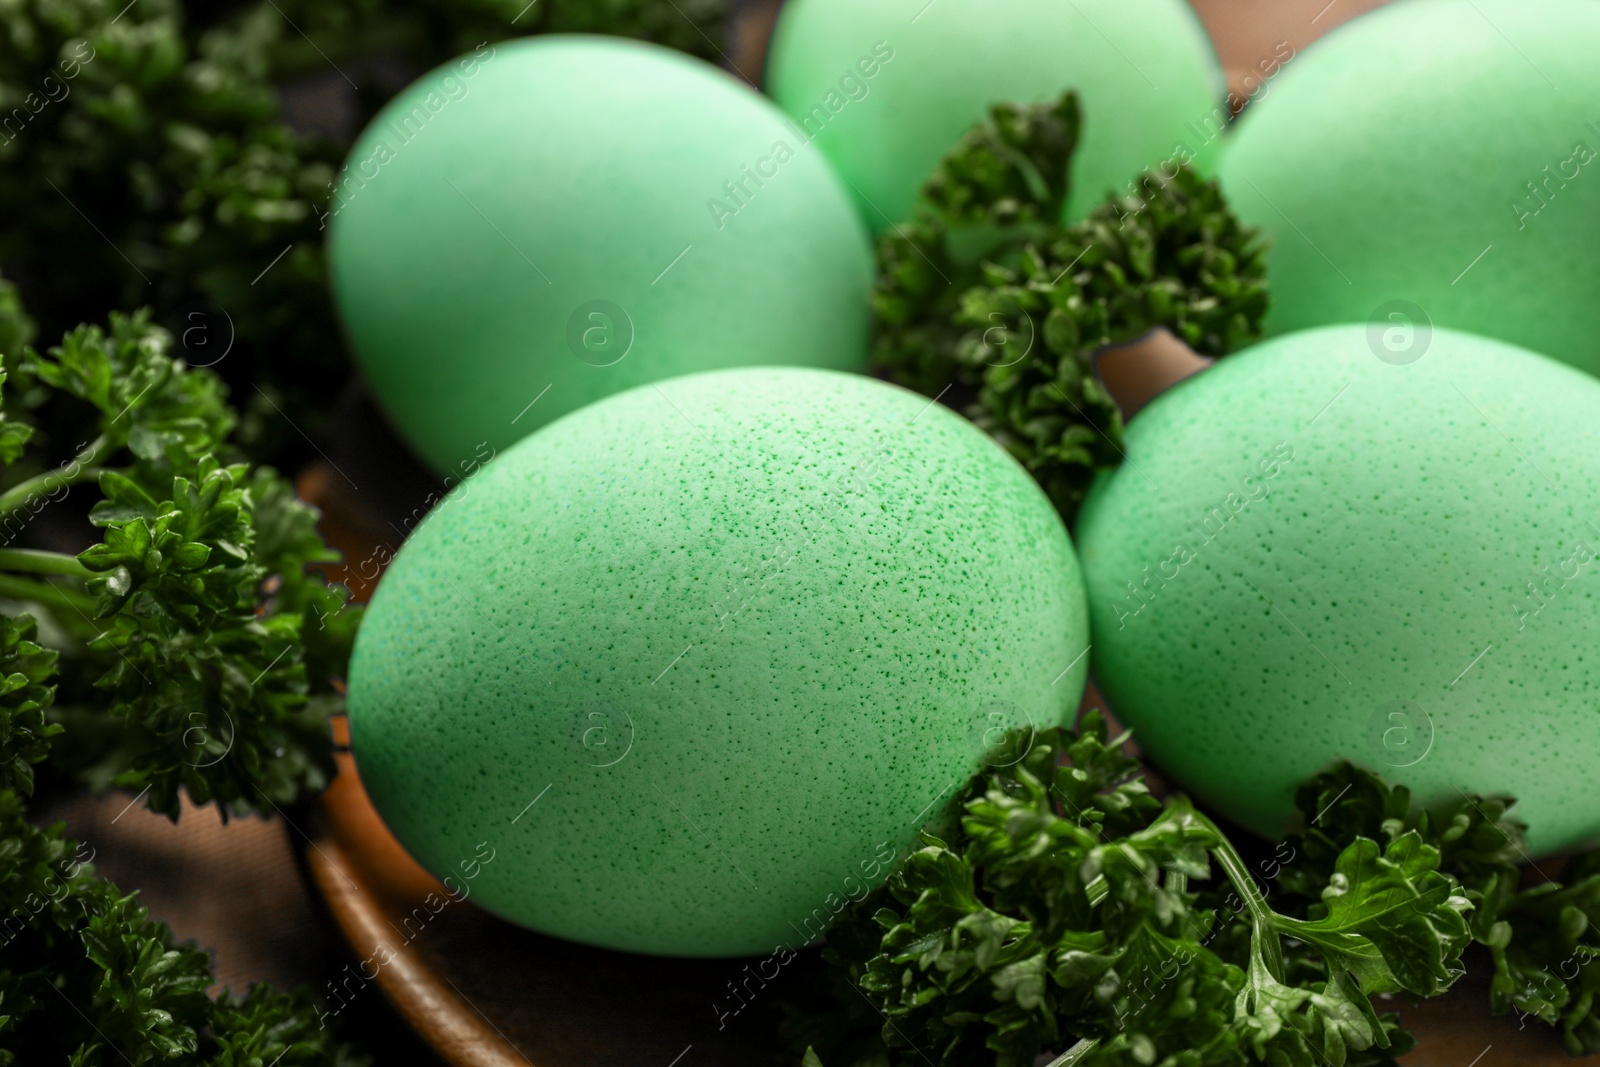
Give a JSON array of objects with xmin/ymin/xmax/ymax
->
[
  {"xmin": 1096, "ymin": 330, "xmax": 1214, "ymax": 419},
  {"xmin": 37, "ymin": 791, "xmax": 323, "ymax": 997}
]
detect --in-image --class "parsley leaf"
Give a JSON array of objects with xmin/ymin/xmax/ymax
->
[
  {"xmin": 1285, "ymin": 763, "xmax": 1600, "ymax": 1055},
  {"xmin": 0, "ymin": 613, "xmax": 60, "ymax": 796},
  {"xmin": 0, "ymin": 274, "xmax": 32, "ymax": 364}
]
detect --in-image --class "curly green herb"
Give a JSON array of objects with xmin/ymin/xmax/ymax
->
[
  {"xmin": 873, "ymin": 91, "xmax": 1269, "ymax": 521},
  {"xmin": 790, "ymin": 713, "xmax": 1471, "ymax": 1067},
  {"xmin": 0, "ymin": 308, "xmax": 356, "ymax": 818},
  {"xmin": 1287, "ymin": 765, "xmax": 1600, "ymax": 1056}
]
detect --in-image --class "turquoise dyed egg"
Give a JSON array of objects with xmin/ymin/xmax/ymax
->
[
  {"xmin": 1076, "ymin": 325, "xmax": 1600, "ymax": 854},
  {"xmin": 348, "ymin": 367, "xmax": 1090, "ymax": 956},
  {"xmin": 1218, "ymin": 0, "xmax": 1600, "ymax": 376},
  {"xmin": 765, "ymin": 0, "xmax": 1225, "ymax": 229},
  {"xmin": 329, "ymin": 36, "xmax": 872, "ymax": 473}
]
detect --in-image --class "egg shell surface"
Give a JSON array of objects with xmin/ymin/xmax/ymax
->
[
  {"xmin": 1076, "ymin": 325, "xmax": 1600, "ymax": 854},
  {"xmin": 328, "ymin": 36, "xmax": 872, "ymax": 474},
  {"xmin": 765, "ymin": 0, "xmax": 1225, "ymax": 231},
  {"xmin": 347, "ymin": 367, "xmax": 1090, "ymax": 957},
  {"xmin": 1217, "ymin": 0, "xmax": 1600, "ymax": 376}
]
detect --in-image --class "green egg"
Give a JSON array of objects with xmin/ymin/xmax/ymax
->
[
  {"xmin": 1218, "ymin": 0, "xmax": 1600, "ymax": 375},
  {"xmin": 764, "ymin": 0, "xmax": 1225, "ymax": 231},
  {"xmin": 348, "ymin": 367, "xmax": 1089, "ymax": 957},
  {"xmin": 328, "ymin": 36, "xmax": 872, "ymax": 474},
  {"xmin": 1076, "ymin": 325, "xmax": 1600, "ymax": 855}
]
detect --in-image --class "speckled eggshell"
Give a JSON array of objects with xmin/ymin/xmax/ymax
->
[
  {"xmin": 328, "ymin": 36, "xmax": 872, "ymax": 474},
  {"xmin": 348, "ymin": 367, "xmax": 1089, "ymax": 957},
  {"xmin": 765, "ymin": 0, "xmax": 1225, "ymax": 231},
  {"xmin": 1076, "ymin": 325, "xmax": 1600, "ymax": 854},
  {"xmin": 1217, "ymin": 0, "xmax": 1600, "ymax": 376}
]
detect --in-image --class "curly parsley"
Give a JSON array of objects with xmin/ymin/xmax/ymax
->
[
  {"xmin": 1287, "ymin": 765, "xmax": 1600, "ymax": 1056},
  {"xmin": 791, "ymin": 713, "xmax": 1471, "ymax": 1067},
  {"xmin": 872, "ymin": 91, "xmax": 1269, "ymax": 521},
  {"xmin": 0, "ymin": 289, "xmax": 363, "ymax": 1060},
  {"xmin": 0, "ymin": 307, "xmax": 357, "ymax": 818}
]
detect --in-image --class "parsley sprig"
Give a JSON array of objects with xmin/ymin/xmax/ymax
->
[
  {"xmin": 0, "ymin": 307, "xmax": 357, "ymax": 818},
  {"xmin": 0, "ymin": 0, "xmax": 342, "ymax": 465},
  {"xmin": 796, "ymin": 722, "xmax": 1600, "ymax": 1066},
  {"xmin": 793, "ymin": 713, "xmax": 1471, "ymax": 1067},
  {"xmin": 0, "ymin": 290, "xmax": 362, "ymax": 1060},
  {"xmin": 1287, "ymin": 765, "xmax": 1600, "ymax": 1056},
  {"xmin": 873, "ymin": 91, "xmax": 1269, "ymax": 521},
  {"xmin": 0, "ymin": 788, "xmax": 366, "ymax": 1065}
]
